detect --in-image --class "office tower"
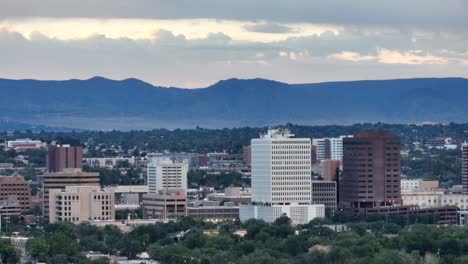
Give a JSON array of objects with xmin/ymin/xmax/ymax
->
[
  {"xmin": 339, "ymin": 131, "xmax": 401, "ymax": 209},
  {"xmin": 463, "ymin": 143, "xmax": 468, "ymax": 194},
  {"xmin": 147, "ymin": 158, "xmax": 188, "ymax": 193},
  {"xmin": 312, "ymin": 136, "xmax": 352, "ymax": 162},
  {"xmin": 42, "ymin": 168, "xmax": 100, "ymax": 223},
  {"xmin": 47, "ymin": 145, "xmax": 83, "ymax": 173},
  {"xmin": 142, "ymin": 189, "xmax": 187, "ymax": 219},
  {"xmin": 311, "ymin": 181, "xmax": 337, "ymax": 211},
  {"xmin": 312, "ymin": 138, "xmax": 331, "ymax": 161},
  {"xmin": 49, "ymin": 186, "xmax": 115, "ymax": 223},
  {"xmin": 242, "ymin": 145, "xmax": 251, "ymax": 169},
  {"xmin": 240, "ymin": 128, "xmax": 325, "ymax": 225},
  {"xmin": 0, "ymin": 176, "xmax": 32, "ymax": 212}
]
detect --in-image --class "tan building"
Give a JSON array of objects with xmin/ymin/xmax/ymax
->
[
  {"xmin": 43, "ymin": 168, "xmax": 100, "ymax": 223},
  {"xmin": 401, "ymin": 189, "xmax": 468, "ymax": 210},
  {"xmin": 49, "ymin": 186, "xmax": 115, "ymax": 223},
  {"xmin": 142, "ymin": 189, "xmax": 187, "ymax": 219},
  {"xmin": 0, "ymin": 176, "xmax": 32, "ymax": 212}
]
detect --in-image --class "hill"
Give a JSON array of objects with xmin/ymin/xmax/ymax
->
[{"xmin": 0, "ymin": 77, "xmax": 467, "ymax": 130}]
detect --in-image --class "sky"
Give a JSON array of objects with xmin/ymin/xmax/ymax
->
[{"xmin": 1, "ymin": 0, "xmax": 468, "ymax": 88}]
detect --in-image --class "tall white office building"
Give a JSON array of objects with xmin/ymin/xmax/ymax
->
[
  {"xmin": 147, "ymin": 158, "xmax": 188, "ymax": 193},
  {"xmin": 312, "ymin": 135, "xmax": 352, "ymax": 162},
  {"xmin": 241, "ymin": 128, "xmax": 324, "ymax": 225}
]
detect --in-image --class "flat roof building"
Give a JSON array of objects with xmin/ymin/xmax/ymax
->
[
  {"xmin": 311, "ymin": 181, "xmax": 337, "ymax": 211},
  {"xmin": 240, "ymin": 128, "xmax": 323, "ymax": 225},
  {"xmin": 147, "ymin": 158, "xmax": 188, "ymax": 194},
  {"xmin": 47, "ymin": 145, "xmax": 83, "ymax": 173},
  {"xmin": 462, "ymin": 143, "xmax": 468, "ymax": 195},
  {"xmin": 339, "ymin": 131, "xmax": 401, "ymax": 209},
  {"xmin": 43, "ymin": 168, "xmax": 100, "ymax": 223},
  {"xmin": 49, "ymin": 186, "xmax": 115, "ymax": 223},
  {"xmin": 142, "ymin": 189, "xmax": 187, "ymax": 220},
  {"xmin": 0, "ymin": 176, "xmax": 31, "ymax": 212}
]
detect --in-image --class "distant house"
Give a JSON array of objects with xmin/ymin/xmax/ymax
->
[{"xmin": 308, "ymin": 244, "xmax": 332, "ymax": 253}]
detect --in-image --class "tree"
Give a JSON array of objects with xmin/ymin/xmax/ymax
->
[
  {"xmin": 26, "ymin": 237, "xmax": 49, "ymax": 261},
  {"xmin": 0, "ymin": 239, "xmax": 19, "ymax": 264}
]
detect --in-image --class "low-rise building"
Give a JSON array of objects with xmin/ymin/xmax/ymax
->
[
  {"xmin": 6, "ymin": 139, "xmax": 43, "ymax": 151},
  {"xmin": 0, "ymin": 200, "xmax": 21, "ymax": 221},
  {"xmin": 142, "ymin": 189, "xmax": 187, "ymax": 219},
  {"xmin": 49, "ymin": 186, "xmax": 115, "ymax": 223},
  {"xmin": 239, "ymin": 203, "xmax": 325, "ymax": 225},
  {"xmin": 401, "ymin": 179, "xmax": 439, "ymax": 190},
  {"xmin": 401, "ymin": 189, "xmax": 468, "ymax": 209},
  {"xmin": 187, "ymin": 206, "xmax": 239, "ymax": 221},
  {"xmin": 206, "ymin": 187, "xmax": 251, "ymax": 206}
]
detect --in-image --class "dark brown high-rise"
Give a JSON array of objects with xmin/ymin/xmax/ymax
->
[
  {"xmin": 462, "ymin": 143, "xmax": 468, "ymax": 194},
  {"xmin": 339, "ymin": 131, "xmax": 401, "ymax": 209},
  {"xmin": 46, "ymin": 145, "xmax": 83, "ymax": 173}
]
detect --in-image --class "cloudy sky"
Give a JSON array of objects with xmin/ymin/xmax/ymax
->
[{"xmin": 1, "ymin": 0, "xmax": 468, "ymax": 87}]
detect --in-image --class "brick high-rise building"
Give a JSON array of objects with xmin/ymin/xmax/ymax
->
[
  {"xmin": 462, "ymin": 143, "xmax": 468, "ymax": 195},
  {"xmin": 47, "ymin": 145, "xmax": 83, "ymax": 173},
  {"xmin": 0, "ymin": 176, "xmax": 32, "ymax": 212},
  {"xmin": 339, "ymin": 131, "xmax": 401, "ymax": 209}
]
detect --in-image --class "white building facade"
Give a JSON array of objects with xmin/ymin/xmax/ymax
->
[
  {"xmin": 312, "ymin": 135, "xmax": 352, "ymax": 162},
  {"xmin": 147, "ymin": 158, "xmax": 188, "ymax": 193},
  {"xmin": 241, "ymin": 128, "xmax": 322, "ymax": 224}
]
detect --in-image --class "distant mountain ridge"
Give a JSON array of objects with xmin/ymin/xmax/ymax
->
[{"xmin": 0, "ymin": 77, "xmax": 467, "ymax": 130}]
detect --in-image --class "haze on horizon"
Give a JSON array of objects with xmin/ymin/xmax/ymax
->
[{"xmin": 1, "ymin": 0, "xmax": 468, "ymax": 88}]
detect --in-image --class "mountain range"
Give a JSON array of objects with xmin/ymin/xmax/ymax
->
[{"xmin": 1, "ymin": 76, "xmax": 467, "ymax": 130}]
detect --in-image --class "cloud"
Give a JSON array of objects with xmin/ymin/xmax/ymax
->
[
  {"xmin": 244, "ymin": 22, "xmax": 296, "ymax": 33},
  {"xmin": 0, "ymin": 25, "xmax": 467, "ymax": 88},
  {"xmin": 377, "ymin": 49, "xmax": 449, "ymax": 65},
  {"xmin": 1, "ymin": 0, "xmax": 468, "ymax": 32},
  {"xmin": 328, "ymin": 51, "xmax": 375, "ymax": 62}
]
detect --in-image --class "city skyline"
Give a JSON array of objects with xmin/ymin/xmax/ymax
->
[{"xmin": 1, "ymin": 1, "xmax": 468, "ymax": 87}]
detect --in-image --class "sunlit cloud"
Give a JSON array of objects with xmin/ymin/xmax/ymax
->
[
  {"xmin": 377, "ymin": 49, "xmax": 449, "ymax": 65},
  {"xmin": 328, "ymin": 51, "xmax": 375, "ymax": 62}
]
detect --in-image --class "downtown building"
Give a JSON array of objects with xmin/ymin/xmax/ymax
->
[
  {"xmin": 0, "ymin": 176, "xmax": 32, "ymax": 221},
  {"xmin": 147, "ymin": 158, "xmax": 188, "ymax": 194},
  {"xmin": 312, "ymin": 136, "xmax": 352, "ymax": 162},
  {"xmin": 339, "ymin": 131, "xmax": 401, "ymax": 209},
  {"xmin": 49, "ymin": 185, "xmax": 115, "ymax": 223},
  {"xmin": 339, "ymin": 131, "xmax": 457, "ymax": 224},
  {"xmin": 46, "ymin": 145, "xmax": 83, "ymax": 173},
  {"xmin": 462, "ymin": 142, "xmax": 468, "ymax": 195},
  {"xmin": 143, "ymin": 158, "xmax": 189, "ymax": 220},
  {"xmin": 240, "ymin": 129, "xmax": 324, "ymax": 225},
  {"xmin": 43, "ymin": 169, "xmax": 100, "ymax": 223},
  {"xmin": 42, "ymin": 145, "xmax": 100, "ymax": 223}
]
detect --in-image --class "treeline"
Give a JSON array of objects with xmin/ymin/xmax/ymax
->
[
  {"xmin": 8, "ymin": 217, "xmax": 468, "ymax": 264},
  {"xmin": 4, "ymin": 123, "xmax": 468, "ymax": 153}
]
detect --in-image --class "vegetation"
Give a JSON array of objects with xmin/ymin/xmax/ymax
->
[{"xmin": 8, "ymin": 216, "xmax": 468, "ymax": 264}]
